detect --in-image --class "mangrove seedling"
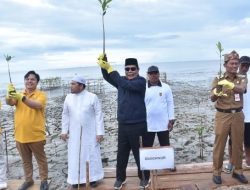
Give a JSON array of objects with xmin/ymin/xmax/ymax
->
[
  {"xmin": 216, "ymin": 41, "xmax": 224, "ymax": 79},
  {"xmin": 196, "ymin": 125, "xmax": 205, "ymax": 159},
  {"xmin": 4, "ymin": 54, "xmax": 14, "ymax": 83},
  {"xmin": 216, "ymin": 41, "xmax": 224, "ymax": 93},
  {"xmin": 98, "ymin": 0, "xmax": 112, "ymax": 55}
]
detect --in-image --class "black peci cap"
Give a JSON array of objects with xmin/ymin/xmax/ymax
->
[
  {"xmin": 239, "ymin": 56, "xmax": 250, "ymax": 65},
  {"xmin": 147, "ymin": 65, "xmax": 159, "ymax": 73},
  {"xmin": 125, "ymin": 58, "xmax": 139, "ymax": 69}
]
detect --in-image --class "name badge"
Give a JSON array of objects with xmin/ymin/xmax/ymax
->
[{"xmin": 234, "ymin": 94, "xmax": 240, "ymax": 101}]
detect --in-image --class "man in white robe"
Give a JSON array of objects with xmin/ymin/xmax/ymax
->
[{"xmin": 60, "ymin": 75, "xmax": 104, "ymax": 188}]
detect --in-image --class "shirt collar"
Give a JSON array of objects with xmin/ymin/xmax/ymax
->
[
  {"xmin": 148, "ymin": 80, "xmax": 162, "ymax": 88},
  {"xmin": 224, "ymin": 72, "xmax": 237, "ymax": 80},
  {"xmin": 23, "ymin": 89, "xmax": 37, "ymax": 96}
]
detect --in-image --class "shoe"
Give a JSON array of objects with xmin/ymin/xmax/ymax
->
[
  {"xmin": 245, "ymin": 163, "xmax": 250, "ymax": 168},
  {"xmin": 170, "ymin": 166, "xmax": 176, "ymax": 172},
  {"xmin": 114, "ymin": 179, "xmax": 126, "ymax": 190},
  {"xmin": 72, "ymin": 183, "xmax": 85, "ymax": 188},
  {"xmin": 0, "ymin": 182, "xmax": 7, "ymax": 189},
  {"xmin": 139, "ymin": 179, "xmax": 151, "ymax": 188},
  {"xmin": 40, "ymin": 180, "xmax": 49, "ymax": 190},
  {"xmin": 90, "ymin": 181, "xmax": 98, "ymax": 187},
  {"xmin": 223, "ymin": 163, "xmax": 233, "ymax": 174},
  {"xmin": 18, "ymin": 181, "xmax": 34, "ymax": 190},
  {"xmin": 232, "ymin": 172, "xmax": 248, "ymax": 184},
  {"xmin": 212, "ymin": 175, "xmax": 222, "ymax": 184}
]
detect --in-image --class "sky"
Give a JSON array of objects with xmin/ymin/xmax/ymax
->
[{"xmin": 0, "ymin": 0, "xmax": 250, "ymax": 72}]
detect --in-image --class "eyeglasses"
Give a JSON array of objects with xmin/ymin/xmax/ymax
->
[{"xmin": 125, "ymin": 67, "xmax": 137, "ymax": 71}]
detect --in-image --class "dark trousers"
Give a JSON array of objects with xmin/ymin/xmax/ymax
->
[
  {"xmin": 116, "ymin": 122, "xmax": 150, "ymax": 181},
  {"xmin": 143, "ymin": 131, "xmax": 170, "ymax": 147},
  {"xmin": 244, "ymin": 123, "xmax": 250, "ymax": 147},
  {"xmin": 229, "ymin": 123, "xmax": 250, "ymax": 147}
]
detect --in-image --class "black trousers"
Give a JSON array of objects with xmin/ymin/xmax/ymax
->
[
  {"xmin": 143, "ymin": 131, "xmax": 170, "ymax": 147},
  {"xmin": 116, "ymin": 122, "xmax": 150, "ymax": 181},
  {"xmin": 228, "ymin": 122, "xmax": 250, "ymax": 147}
]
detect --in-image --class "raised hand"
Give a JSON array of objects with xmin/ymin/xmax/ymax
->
[{"xmin": 218, "ymin": 79, "xmax": 235, "ymax": 90}]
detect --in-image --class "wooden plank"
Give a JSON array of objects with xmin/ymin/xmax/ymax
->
[
  {"xmin": 68, "ymin": 177, "xmax": 144, "ymax": 190},
  {"xmin": 7, "ymin": 180, "xmax": 51, "ymax": 190},
  {"xmin": 10, "ymin": 162, "xmax": 250, "ymax": 190},
  {"xmin": 104, "ymin": 162, "xmax": 214, "ymax": 178},
  {"xmin": 103, "ymin": 162, "xmax": 250, "ymax": 189}
]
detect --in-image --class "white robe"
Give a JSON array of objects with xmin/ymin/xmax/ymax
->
[{"xmin": 61, "ymin": 90, "xmax": 104, "ymax": 184}]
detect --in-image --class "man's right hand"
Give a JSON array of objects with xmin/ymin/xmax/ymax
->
[
  {"xmin": 60, "ymin": 134, "xmax": 68, "ymax": 141},
  {"xmin": 97, "ymin": 54, "xmax": 113, "ymax": 73},
  {"xmin": 98, "ymin": 53, "xmax": 106, "ymax": 61},
  {"xmin": 6, "ymin": 83, "xmax": 16, "ymax": 98},
  {"xmin": 212, "ymin": 88, "xmax": 227, "ymax": 97}
]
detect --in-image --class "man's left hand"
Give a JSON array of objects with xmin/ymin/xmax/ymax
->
[
  {"xmin": 168, "ymin": 123, "xmax": 173, "ymax": 132},
  {"xmin": 218, "ymin": 79, "xmax": 235, "ymax": 90},
  {"xmin": 96, "ymin": 135, "xmax": 103, "ymax": 143},
  {"xmin": 9, "ymin": 92, "xmax": 24, "ymax": 101}
]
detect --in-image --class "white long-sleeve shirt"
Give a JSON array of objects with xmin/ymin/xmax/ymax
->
[{"xmin": 145, "ymin": 82, "xmax": 175, "ymax": 132}]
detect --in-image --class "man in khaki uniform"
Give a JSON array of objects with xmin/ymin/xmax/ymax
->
[{"xmin": 211, "ymin": 50, "xmax": 248, "ymax": 184}]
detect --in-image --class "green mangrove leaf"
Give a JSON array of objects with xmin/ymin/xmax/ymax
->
[
  {"xmin": 216, "ymin": 41, "xmax": 224, "ymax": 53},
  {"xmin": 216, "ymin": 41, "xmax": 224, "ymax": 78},
  {"xmin": 4, "ymin": 54, "xmax": 14, "ymax": 83},
  {"xmin": 4, "ymin": 54, "xmax": 13, "ymax": 62},
  {"xmin": 99, "ymin": 0, "xmax": 112, "ymax": 12}
]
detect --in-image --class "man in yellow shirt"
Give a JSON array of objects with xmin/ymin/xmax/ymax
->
[{"xmin": 6, "ymin": 71, "xmax": 49, "ymax": 190}]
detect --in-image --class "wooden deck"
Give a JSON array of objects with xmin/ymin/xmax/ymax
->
[
  {"xmin": 6, "ymin": 180, "xmax": 50, "ymax": 190},
  {"xmin": 6, "ymin": 162, "xmax": 250, "ymax": 189}
]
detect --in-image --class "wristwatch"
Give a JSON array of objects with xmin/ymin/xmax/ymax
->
[{"xmin": 22, "ymin": 96, "xmax": 26, "ymax": 102}]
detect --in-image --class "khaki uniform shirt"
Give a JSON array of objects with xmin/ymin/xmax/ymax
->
[{"xmin": 211, "ymin": 73, "xmax": 247, "ymax": 110}]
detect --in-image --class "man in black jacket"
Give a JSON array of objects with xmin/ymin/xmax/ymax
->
[{"xmin": 97, "ymin": 54, "xmax": 150, "ymax": 189}]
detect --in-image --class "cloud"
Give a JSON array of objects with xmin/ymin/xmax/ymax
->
[
  {"xmin": 135, "ymin": 33, "xmax": 180, "ymax": 40},
  {"xmin": 9, "ymin": 0, "xmax": 55, "ymax": 8},
  {"xmin": 1, "ymin": 0, "xmax": 250, "ymax": 73}
]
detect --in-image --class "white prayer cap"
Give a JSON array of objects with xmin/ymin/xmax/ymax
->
[{"xmin": 72, "ymin": 75, "xmax": 86, "ymax": 84}]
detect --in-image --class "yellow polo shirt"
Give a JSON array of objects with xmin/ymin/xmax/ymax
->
[{"xmin": 14, "ymin": 89, "xmax": 47, "ymax": 143}]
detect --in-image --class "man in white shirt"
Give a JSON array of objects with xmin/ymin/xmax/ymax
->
[
  {"xmin": 60, "ymin": 76, "xmax": 104, "ymax": 189},
  {"xmin": 144, "ymin": 66, "xmax": 175, "ymax": 147},
  {"xmin": 241, "ymin": 57, "xmax": 250, "ymax": 166}
]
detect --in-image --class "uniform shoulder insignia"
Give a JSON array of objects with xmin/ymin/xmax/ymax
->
[{"xmin": 237, "ymin": 74, "xmax": 246, "ymax": 78}]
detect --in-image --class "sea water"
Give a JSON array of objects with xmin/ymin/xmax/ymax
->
[{"xmin": 0, "ymin": 60, "xmax": 221, "ymax": 96}]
